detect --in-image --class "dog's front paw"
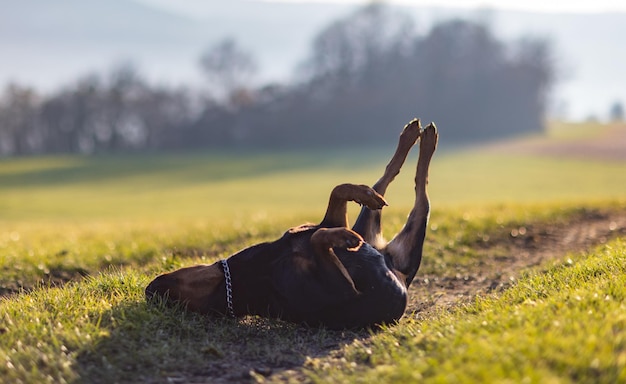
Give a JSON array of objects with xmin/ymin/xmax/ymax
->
[
  {"xmin": 312, "ymin": 227, "xmax": 364, "ymax": 253},
  {"xmin": 354, "ymin": 185, "xmax": 387, "ymax": 210},
  {"xmin": 326, "ymin": 228, "xmax": 364, "ymax": 251},
  {"xmin": 337, "ymin": 228, "xmax": 364, "ymax": 251}
]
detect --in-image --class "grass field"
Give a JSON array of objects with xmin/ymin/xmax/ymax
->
[{"xmin": 1, "ymin": 122, "xmax": 626, "ymax": 383}]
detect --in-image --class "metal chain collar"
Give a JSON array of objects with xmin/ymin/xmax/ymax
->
[{"xmin": 220, "ymin": 259, "xmax": 235, "ymax": 318}]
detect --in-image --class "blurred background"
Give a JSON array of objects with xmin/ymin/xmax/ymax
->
[{"xmin": 0, "ymin": 0, "xmax": 625, "ymax": 155}]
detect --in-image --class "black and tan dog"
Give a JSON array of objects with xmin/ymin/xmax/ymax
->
[{"xmin": 146, "ymin": 119, "xmax": 438, "ymax": 329}]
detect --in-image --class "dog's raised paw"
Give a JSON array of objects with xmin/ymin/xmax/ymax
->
[
  {"xmin": 420, "ymin": 123, "xmax": 438, "ymax": 154},
  {"xmin": 354, "ymin": 185, "xmax": 388, "ymax": 210},
  {"xmin": 335, "ymin": 228, "xmax": 364, "ymax": 251},
  {"xmin": 400, "ymin": 118, "xmax": 422, "ymax": 146}
]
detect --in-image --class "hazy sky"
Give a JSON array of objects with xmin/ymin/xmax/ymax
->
[
  {"xmin": 139, "ymin": 0, "xmax": 626, "ymax": 17},
  {"xmin": 262, "ymin": 0, "xmax": 626, "ymax": 13}
]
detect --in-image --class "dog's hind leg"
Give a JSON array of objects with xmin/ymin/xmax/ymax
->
[
  {"xmin": 384, "ymin": 122, "xmax": 438, "ymax": 287},
  {"xmin": 352, "ymin": 119, "xmax": 422, "ymax": 249}
]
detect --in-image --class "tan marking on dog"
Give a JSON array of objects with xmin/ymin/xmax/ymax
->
[{"xmin": 163, "ymin": 263, "xmax": 224, "ymax": 312}]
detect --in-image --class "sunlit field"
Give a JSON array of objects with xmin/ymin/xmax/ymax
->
[
  {"xmin": 3, "ymin": 143, "xmax": 625, "ymax": 222},
  {"xmin": 1, "ymin": 123, "xmax": 625, "ymax": 383}
]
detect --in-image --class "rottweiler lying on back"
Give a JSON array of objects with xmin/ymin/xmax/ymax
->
[{"xmin": 146, "ymin": 119, "xmax": 438, "ymax": 329}]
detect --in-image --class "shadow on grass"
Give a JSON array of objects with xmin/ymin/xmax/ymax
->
[{"xmin": 73, "ymin": 299, "xmax": 367, "ymax": 383}]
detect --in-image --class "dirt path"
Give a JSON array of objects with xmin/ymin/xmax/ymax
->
[{"xmin": 409, "ymin": 209, "xmax": 626, "ymax": 316}]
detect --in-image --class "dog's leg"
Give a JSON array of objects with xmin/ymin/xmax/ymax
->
[
  {"xmin": 352, "ymin": 119, "xmax": 422, "ymax": 248},
  {"xmin": 384, "ymin": 122, "xmax": 438, "ymax": 287},
  {"xmin": 309, "ymin": 227, "xmax": 365, "ymax": 296},
  {"xmin": 319, "ymin": 184, "xmax": 387, "ymax": 228}
]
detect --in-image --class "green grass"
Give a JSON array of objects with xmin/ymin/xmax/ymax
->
[
  {"xmin": 1, "ymin": 218, "xmax": 624, "ymax": 383},
  {"xmin": 2, "ymin": 143, "xmax": 625, "ymax": 222},
  {"xmin": 0, "ymin": 149, "xmax": 390, "ymax": 221},
  {"xmin": 1, "ymin": 127, "xmax": 626, "ymax": 382},
  {"xmin": 431, "ymin": 152, "xmax": 626, "ymax": 205},
  {"xmin": 1, "ymin": 270, "xmax": 357, "ymax": 383}
]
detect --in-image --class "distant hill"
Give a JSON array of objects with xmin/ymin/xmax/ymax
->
[{"xmin": 1, "ymin": 0, "xmax": 625, "ymax": 120}]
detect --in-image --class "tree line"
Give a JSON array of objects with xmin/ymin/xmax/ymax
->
[{"xmin": 0, "ymin": 4, "xmax": 555, "ymax": 156}]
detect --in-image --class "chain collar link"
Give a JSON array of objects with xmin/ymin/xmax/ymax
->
[{"xmin": 220, "ymin": 259, "xmax": 235, "ymax": 318}]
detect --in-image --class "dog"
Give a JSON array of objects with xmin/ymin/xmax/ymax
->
[{"xmin": 145, "ymin": 119, "xmax": 438, "ymax": 329}]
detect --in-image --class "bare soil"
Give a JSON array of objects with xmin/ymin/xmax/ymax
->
[{"xmin": 408, "ymin": 208, "xmax": 626, "ymax": 317}]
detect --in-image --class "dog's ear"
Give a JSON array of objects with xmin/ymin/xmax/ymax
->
[{"xmin": 145, "ymin": 263, "xmax": 223, "ymax": 313}]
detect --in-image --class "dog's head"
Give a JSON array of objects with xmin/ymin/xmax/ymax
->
[{"xmin": 145, "ymin": 262, "xmax": 226, "ymax": 314}]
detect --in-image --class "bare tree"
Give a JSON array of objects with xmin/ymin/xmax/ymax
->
[
  {"xmin": 504, "ymin": 37, "xmax": 556, "ymax": 135},
  {"xmin": 43, "ymin": 74, "xmax": 104, "ymax": 153},
  {"xmin": 301, "ymin": 3, "xmax": 415, "ymax": 92},
  {"xmin": 609, "ymin": 101, "xmax": 624, "ymax": 122},
  {"xmin": 137, "ymin": 86, "xmax": 193, "ymax": 150},
  {"xmin": 0, "ymin": 84, "xmax": 41, "ymax": 155},
  {"xmin": 199, "ymin": 38, "xmax": 258, "ymax": 105},
  {"xmin": 98, "ymin": 63, "xmax": 148, "ymax": 150}
]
